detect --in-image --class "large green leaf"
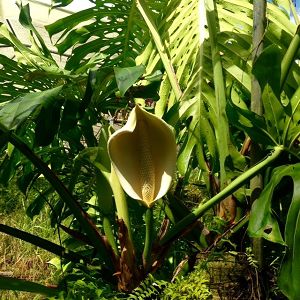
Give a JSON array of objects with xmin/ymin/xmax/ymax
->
[
  {"xmin": 252, "ymin": 44, "xmax": 283, "ymax": 98},
  {"xmin": 136, "ymin": 0, "xmax": 300, "ymax": 181},
  {"xmin": 261, "ymin": 84, "xmax": 285, "ymax": 144},
  {"xmin": 283, "ymin": 87, "xmax": 300, "ymax": 152},
  {"xmin": 226, "ymin": 96, "xmax": 277, "ymax": 147},
  {"xmin": 0, "ymin": 86, "xmax": 63, "ymax": 130},
  {"xmin": 0, "ymin": 54, "xmax": 54, "ymax": 101},
  {"xmin": 248, "ymin": 163, "xmax": 300, "ymax": 299},
  {"xmin": 34, "ymin": 99, "xmax": 63, "ymax": 146},
  {"xmin": 114, "ymin": 65, "xmax": 145, "ymax": 96},
  {"xmin": 46, "ymin": 1, "xmax": 164, "ymax": 69}
]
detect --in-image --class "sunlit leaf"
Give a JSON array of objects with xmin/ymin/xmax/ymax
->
[
  {"xmin": 50, "ymin": 0, "xmax": 74, "ymax": 9},
  {"xmin": 261, "ymin": 84, "xmax": 285, "ymax": 143},
  {"xmin": 252, "ymin": 45, "xmax": 282, "ymax": 98},
  {"xmin": 114, "ymin": 65, "xmax": 145, "ymax": 96},
  {"xmin": 226, "ymin": 97, "xmax": 278, "ymax": 147}
]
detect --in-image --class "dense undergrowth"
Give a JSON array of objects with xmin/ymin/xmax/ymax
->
[
  {"xmin": 0, "ymin": 179, "xmax": 287, "ymax": 299},
  {"xmin": 0, "ymin": 181, "xmax": 60, "ymax": 300}
]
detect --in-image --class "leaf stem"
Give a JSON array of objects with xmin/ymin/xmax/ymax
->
[
  {"xmin": 0, "ymin": 223, "xmax": 84, "ymax": 263},
  {"xmin": 280, "ymin": 25, "xmax": 300, "ymax": 91},
  {"xmin": 103, "ymin": 216, "xmax": 119, "ymax": 258},
  {"xmin": 0, "ymin": 276, "xmax": 59, "ymax": 296},
  {"xmin": 110, "ymin": 165, "xmax": 133, "ymax": 241},
  {"xmin": 160, "ymin": 146, "xmax": 284, "ymax": 246},
  {"xmin": 136, "ymin": 0, "xmax": 182, "ymax": 101}
]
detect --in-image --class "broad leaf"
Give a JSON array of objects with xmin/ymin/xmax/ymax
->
[
  {"xmin": 0, "ymin": 54, "xmax": 54, "ymax": 101},
  {"xmin": 283, "ymin": 87, "xmax": 300, "ymax": 152},
  {"xmin": 137, "ymin": 0, "xmax": 299, "ymax": 183},
  {"xmin": 114, "ymin": 65, "xmax": 145, "ymax": 96},
  {"xmin": 261, "ymin": 84, "xmax": 285, "ymax": 144},
  {"xmin": 248, "ymin": 163, "xmax": 300, "ymax": 299},
  {"xmin": 0, "ymin": 86, "xmax": 63, "ymax": 130},
  {"xmin": 226, "ymin": 97, "xmax": 277, "ymax": 147},
  {"xmin": 35, "ymin": 98, "xmax": 63, "ymax": 146},
  {"xmin": 252, "ymin": 45, "xmax": 282, "ymax": 98},
  {"xmin": 45, "ymin": 1, "xmax": 162, "ymax": 69}
]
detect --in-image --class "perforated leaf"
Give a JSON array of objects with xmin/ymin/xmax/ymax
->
[
  {"xmin": 248, "ymin": 163, "xmax": 300, "ymax": 299},
  {"xmin": 46, "ymin": 1, "xmax": 165, "ymax": 69},
  {"xmin": 50, "ymin": 0, "xmax": 74, "ymax": 9},
  {"xmin": 0, "ymin": 54, "xmax": 52, "ymax": 101}
]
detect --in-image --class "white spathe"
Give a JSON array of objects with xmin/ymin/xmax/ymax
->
[{"xmin": 108, "ymin": 105, "xmax": 177, "ymax": 207}]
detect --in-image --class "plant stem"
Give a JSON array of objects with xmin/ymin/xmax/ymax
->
[
  {"xmin": 136, "ymin": 0, "xmax": 182, "ymax": 103},
  {"xmin": 0, "ymin": 276, "xmax": 59, "ymax": 296},
  {"xmin": 159, "ymin": 146, "xmax": 284, "ymax": 246},
  {"xmin": 143, "ymin": 207, "xmax": 154, "ymax": 273},
  {"xmin": 0, "ymin": 223, "xmax": 84, "ymax": 263},
  {"xmin": 3, "ymin": 129, "xmax": 111, "ymax": 262},
  {"xmin": 280, "ymin": 25, "xmax": 300, "ymax": 90},
  {"xmin": 110, "ymin": 165, "xmax": 133, "ymax": 241},
  {"xmin": 102, "ymin": 216, "xmax": 119, "ymax": 257}
]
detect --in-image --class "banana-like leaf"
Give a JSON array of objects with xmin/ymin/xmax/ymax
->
[
  {"xmin": 137, "ymin": 0, "xmax": 300, "ymax": 179},
  {"xmin": 261, "ymin": 85, "xmax": 286, "ymax": 144},
  {"xmin": 248, "ymin": 163, "xmax": 300, "ymax": 299},
  {"xmin": 252, "ymin": 44, "xmax": 283, "ymax": 98},
  {"xmin": 226, "ymin": 95, "xmax": 278, "ymax": 147}
]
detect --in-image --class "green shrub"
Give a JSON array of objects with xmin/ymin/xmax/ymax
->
[{"xmin": 162, "ymin": 264, "xmax": 212, "ymax": 300}]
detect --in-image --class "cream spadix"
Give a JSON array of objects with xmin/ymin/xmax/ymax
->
[{"xmin": 108, "ymin": 105, "xmax": 177, "ymax": 208}]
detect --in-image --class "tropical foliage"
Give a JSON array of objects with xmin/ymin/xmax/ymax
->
[{"xmin": 0, "ymin": 0, "xmax": 300, "ymax": 299}]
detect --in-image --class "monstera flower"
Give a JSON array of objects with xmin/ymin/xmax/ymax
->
[{"xmin": 108, "ymin": 105, "xmax": 177, "ymax": 208}]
